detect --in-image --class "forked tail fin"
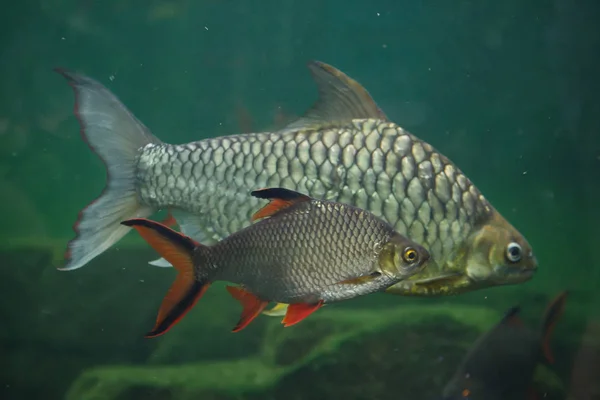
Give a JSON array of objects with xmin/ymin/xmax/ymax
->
[
  {"xmin": 540, "ymin": 290, "xmax": 568, "ymax": 364},
  {"xmin": 55, "ymin": 68, "xmax": 161, "ymax": 271},
  {"xmin": 122, "ymin": 218, "xmax": 210, "ymax": 338}
]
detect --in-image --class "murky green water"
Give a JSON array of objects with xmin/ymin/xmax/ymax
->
[{"xmin": 1, "ymin": 1, "xmax": 599, "ymax": 399}]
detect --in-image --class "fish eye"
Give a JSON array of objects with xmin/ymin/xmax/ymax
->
[
  {"xmin": 402, "ymin": 247, "xmax": 418, "ymax": 263},
  {"xmin": 506, "ymin": 242, "xmax": 522, "ymax": 263}
]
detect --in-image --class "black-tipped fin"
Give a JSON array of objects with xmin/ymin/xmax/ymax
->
[
  {"xmin": 148, "ymin": 209, "xmax": 216, "ymax": 267},
  {"xmin": 280, "ymin": 61, "xmax": 389, "ymax": 132},
  {"xmin": 121, "ymin": 218, "xmax": 209, "ymax": 338},
  {"xmin": 250, "ymin": 187, "xmax": 312, "ymax": 221}
]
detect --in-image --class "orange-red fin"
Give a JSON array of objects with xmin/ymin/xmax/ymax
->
[
  {"xmin": 282, "ymin": 300, "xmax": 324, "ymax": 327},
  {"xmin": 250, "ymin": 188, "xmax": 312, "ymax": 221},
  {"xmin": 540, "ymin": 291, "xmax": 568, "ymax": 364},
  {"xmin": 121, "ymin": 218, "xmax": 199, "ymax": 269},
  {"xmin": 121, "ymin": 218, "xmax": 206, "ymax": 338},
  {"xmin": 159, "ymin": 211, "xmax": 177, "ymax": 228},
  {"xmin": 226, "ymin": 286, "xmax": 269, "ymax": 332}
]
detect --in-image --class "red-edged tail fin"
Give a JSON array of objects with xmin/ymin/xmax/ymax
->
[
  {"xmin": 250, "ymin": 188, "xmax": 312, "ymax": 221},
  {"xmin": 122, "ymin": 218, "xmax": 209, "ymax": 338},
  {"xmin": 55, "ymin": 68, "xmax": 161, "ymax": 271},
  {"xmin": 540, "ymin": 291, "xmax": 569, "ymax": 364}
]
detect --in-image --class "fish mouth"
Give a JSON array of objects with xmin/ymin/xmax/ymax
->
[{"xmin": 493, "ymin": 265, "xmax": 537, "ymax": 284}]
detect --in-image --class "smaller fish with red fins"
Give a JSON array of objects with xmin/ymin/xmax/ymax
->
[
  {"xmin": 441, "ymin": 291, "xmax": 568, "ymax": 400},
  {"xmin": 123, "ymin": 187, "xmax": 430, "ymax": 337}
]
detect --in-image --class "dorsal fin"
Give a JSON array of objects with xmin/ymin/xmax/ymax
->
[
  {"xmin": 281, "ymin": 61, "xmax": 389, "ymax": 132},
  {"xmin": 250, "ymin": 187, "xmax": 312, "ymax": 221}
]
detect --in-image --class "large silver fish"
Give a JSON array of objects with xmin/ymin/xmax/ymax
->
[
  {"xmin": 122, "ymin": 187, "xmax": 429, "ymax": 337},
  {"xmin": 55, "ymin": 60, "xmax": 537, "ymax": 299}
]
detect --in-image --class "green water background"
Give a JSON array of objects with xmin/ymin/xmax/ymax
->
[{"xmin": 1, "ymin": 0, "xmax": 599, "ymax": 399}]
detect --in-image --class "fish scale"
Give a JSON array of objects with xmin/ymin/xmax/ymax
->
[{"xmin": 135, "ymin": 120, "xmax": 490, "ymax": 267}]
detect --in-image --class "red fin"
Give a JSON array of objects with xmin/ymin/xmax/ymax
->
[
  {"xmin": 282, "ymin": 301, "xmax": 324, "ymax": 327},
  {"xmin": 250, "ymin": 188, "xmax": 312, "ymax": 221},
  {"xmin": 121, "ymin": 218, "xmax": 207, "ymax": 338},
  {"xmin": 541, "ymin": 291, "xmax": 568, "ymax": 364},
  {"xmin": 226, "ymin": 286, "xmax": 269, "ymax": 332},
  {"xmin": 159, "ymin": 211, "xmax": 177, "ymax": 228}
]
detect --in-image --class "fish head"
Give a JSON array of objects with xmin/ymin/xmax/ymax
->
[
  {"xmin": 462, "ymin": 209, "xmax": 537, "ymax": 286},
  {"xmin": 378, "ymin": 232, "xmax": 431, "ymax": 279}
]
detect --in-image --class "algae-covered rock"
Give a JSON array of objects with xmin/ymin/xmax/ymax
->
[
  {"xmin": 65, "ymin": 358, "xmax": 283, "ymax": 400},
  {"xmin": 65, "ymin": 304, "xmax": 566, "ymax": 400}
]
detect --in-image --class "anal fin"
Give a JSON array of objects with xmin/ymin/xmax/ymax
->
[
  {"xmin": 226, "ymin": 286, "xmax": 269, "ymax": 332},
  {"xmin": 282, "ymin": 300, "xmax": 324, "ymax": 327}
]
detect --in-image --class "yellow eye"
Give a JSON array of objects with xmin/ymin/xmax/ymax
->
[{"xmin": 402, "ymin": 248, "xmax": 418, "ymax": 263}]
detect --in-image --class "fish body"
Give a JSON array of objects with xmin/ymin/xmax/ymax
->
[
  {"xmin": 122, "ymin": 187, "xmax": 429, "ymax": 336},
  {"xmin": 441, "ymin": 291, "xmax": 568, "ymax": 400},
  {"xmin": 55, "ymin": 60, "xmax": 537, "ymax": 298}
]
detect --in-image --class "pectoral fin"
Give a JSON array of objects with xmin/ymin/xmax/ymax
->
[
  {"xmin": 413, "ymin": 272, "xmax": 464, "ymax": 286},
  {"xmin": 337, "ymin": 271, "xmax": 381, "ymax": 285},
  {"xmin": 385, "ymin": 272, "xmax": 469, "ymax": 296}
]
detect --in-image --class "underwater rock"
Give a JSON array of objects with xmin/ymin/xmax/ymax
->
[{"xmin": 63, "ymin": 305, "xmax": 568, "ymax": 400}]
